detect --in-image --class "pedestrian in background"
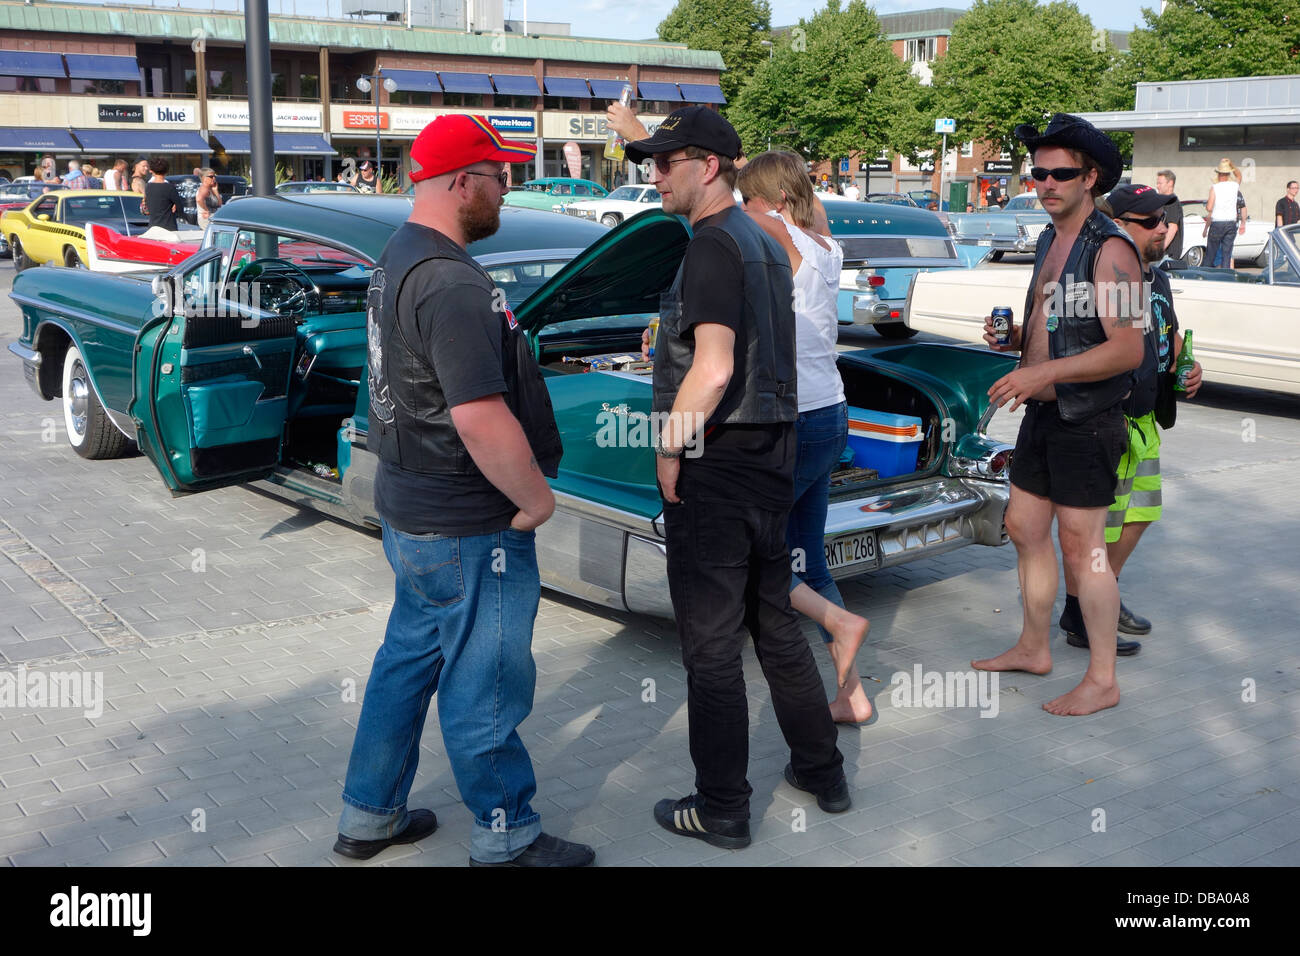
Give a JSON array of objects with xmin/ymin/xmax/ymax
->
[
  {"xmin": 103, "ymin": 159, "xmax": 127, "ymax": 191},
  {"xmin": 130, "ymin": 158, "xmax": 149, "ymax": 196},
  {"xmin": 62, "ymin": 160, "xmax": 87, "ymax": 189},
  {"xmin": 1057, "ymin": 184, "xmax": 1203, "ymax": 658},
  {"xmin": 1154, "ymin": 170, "xmax": 1182, "ymax": 265},
  {"xmin": 1275, "ymin": 180, "xmax": 1299, "ymax": 228},
  {"xmin": 336, "ymin": 114, "xmax": 593, "ymax": 867},
  {"xmin": 195, "ymin": 168, "xmax": 222, "ymax": 229},
  {"xmin": 143, "ymin": 158, "xmax": 182, "ymax": 230},
  {"xmin": 626, "ymin": 108, "xmax": 849, "ymax": 849},
  {"xmin": 1204, "ymin": 158, "xmax": 1246, "ymax": 267},
  {"xmin": 736, "ymin": 150, "xmax": 873, "ymax": 725}
]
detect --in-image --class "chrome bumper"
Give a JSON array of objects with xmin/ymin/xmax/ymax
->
[
  {"xmin": 7, "ymin": 341, "xmax": 43, "ymax": 398},
  {"xmin": 851, "ymin": 292, "xmax": 904, "ymax": 326}
]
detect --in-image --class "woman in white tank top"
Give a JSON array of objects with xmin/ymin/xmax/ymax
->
[{"xmin": 737, "ymin": 151, "xmax": 873, "ymax": 724}]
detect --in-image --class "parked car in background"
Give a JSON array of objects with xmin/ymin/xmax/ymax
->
[
  {"xmin": 908, "ymin": 189, "xmax": 949, "ymax": 212},
  {"xmin": 276, "ymin": 181, "xmax": 361, "ymax": 195},
  {"xmin": 166, "ymin": 174, "xmax": 252, "ymax": 226},
  {"xmin": 2, "ymin": 190, "xmax": 146, "ymax": 269},
  {"xmin": 904, "ymin": 222, "xmax": 1300, "ymax": 396},
  {"xmin": 503, "ymin": 177, "xmax": 608, "ymax": 211},
  {"xmin": 946, "ymin": 197, "xmax": 1051, "ymax": 261},
  {"xmin": 0, "ymin": 182, "xmax": 65, "ymax": 257},
  {"xmin": 561, "ymin": 183, "xmax": 661, "ymax": 226},
  {"xmin": 864, "ymin": 192, "xmax": 920, "ymax": 207},
  {"xmin": 7, "ymin": 196, "xmax": 1017, "ymax": 618},
  {"xmin": 1176, "ymin": 199, "xmax": 1272, "ymax": 268}
]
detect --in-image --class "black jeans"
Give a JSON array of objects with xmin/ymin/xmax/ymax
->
[{"xmin": 663, "ymin": 485, "xmax": 844, "ymax": 820}]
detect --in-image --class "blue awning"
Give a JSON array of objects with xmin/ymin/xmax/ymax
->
[
  {"xmin": 64, "ymin": 54, "xmax": 140, "ymax": 82},
  {"xmin": 0, "ymin": 127, "xmax": 80, "ymax": 151},
  {"xmin": 0, "ymin": 50, "xmax": 65, "ymax": 78},
  {"xmin": 588, "ymin": 79, "xmax": 631, "ymax": 100},
  {"xmin": 543, "ymin": 76, "xmax": 589, "ymax": 98},
  {"xmin": 638, "ymin": 82, "xmax": 684, "ymax": 102},
  {"xmin": 492, "ymin": 73, "xmax": 540, "ymax": 96},
  {"xmin": 439, "ymin": 72, "xmax": 494, "ymax": 94},
  {"xmin": 678, "ymin": 83, "xmax": 726, "ymax": 105},
  {"xmin": 213, "ymin": 132, "xmax": 336, "ymax": 156},
  {"xmin": 384, "ymin": 68, "xmax": 441, "ymax": 93},
  {"xmin": 73, "ymin": 129, "xmax": 212, "ymax": 153}
]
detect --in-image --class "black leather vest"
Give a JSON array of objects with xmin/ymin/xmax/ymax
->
[
  {"xmin": 366, "ymin": 225, "xmax": 562, "ymax": 478},
  {"xmin": 1123, "ymin": 266, "xmax": 1171, "ymax": 418},
  {"xmin": 652, "ymin": 204, "xmax": 798, "ymax": 425},
  {"xmin": 1025, "ymin": 209, "xmax": 1144, "ymax": 422}
]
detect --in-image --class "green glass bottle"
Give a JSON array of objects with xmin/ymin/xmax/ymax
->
[{"xmin": 1174, "ymin": 330, "xmax": 1195, "ymax": 393}]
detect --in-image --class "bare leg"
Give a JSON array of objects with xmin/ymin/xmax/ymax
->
[
  {"xmin": 1107, "ymin": 520, "xmax": 1150, "ymax": 578},
  {"xmin": 1045, "ymin": 505, "xmax": 1120, "ymax": 715},
  {"xmin": 790, "ymin": 582, "xmax": 872, "ymax": 723},
  {"xmin": 973, "ymin": 484, "xmax": 1056, "ymax": 674}
]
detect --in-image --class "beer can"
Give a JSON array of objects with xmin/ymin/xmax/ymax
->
[{"xmin": 992, "ymin": 307, "xmax": 1013, "ymax": 346}]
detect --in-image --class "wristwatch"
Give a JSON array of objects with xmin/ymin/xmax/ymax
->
[{"xmin": 655, "ymin": 431, "xmax": 683, "ymax": 459}]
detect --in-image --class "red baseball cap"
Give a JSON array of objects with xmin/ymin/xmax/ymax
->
[{"xmin": 408, "ymin": 114, "xmax": 536, "ymax": 183}]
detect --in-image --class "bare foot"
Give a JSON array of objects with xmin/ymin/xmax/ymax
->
[
  {"xmin": 1043, "ymin": 676, "xmax": 1120, "ymax": 716},
  {"xmin": 828, "ymin": 612, "xmax": 869, "ymax": 689},
  {"xmin": 971, "ymin": 643, "xmax": 1052, "ymax": 675},
  {"xmin": 829, "ymin": 670, "xmax": 873, "ymax": 723}
]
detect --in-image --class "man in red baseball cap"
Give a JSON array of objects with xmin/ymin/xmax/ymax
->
[{"xmin": 337, "ymin": 115, "xmax": 594, "ymax": 867}]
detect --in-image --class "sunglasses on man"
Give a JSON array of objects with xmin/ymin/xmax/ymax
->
[
  {"xmin": 449, "ymin": 170, "xmax": 509, "ymax": 190},
  {"xmin": 1118, "ymin": 211, "xmax": 1166, "ymax": 230},
  {"xmin": 651, "ymin": 155, "xmax": 706, "ymax": 175},
  {"xmin": 1030, "ymin": 166, "xmax": 1088, "ymax": 182}
]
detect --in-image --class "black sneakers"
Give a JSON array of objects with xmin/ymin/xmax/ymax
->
[
  {"xmin": 469, "ymin": 832, "xmax": 596, "ymax": 867},
  {"xmin": 653, "ymin": 794, "xmax": 752, "ymax": 849},
  {"xmin": 783, "ymin": 763, "xmax": 852, "ymax": 813},
  {"xmin": 1059, "ymin": 608, "xmax": 1141, "ymax": 656},
  {"xmin": 333, "ymin": 809, "xmax": 439, "ymax": 860}
]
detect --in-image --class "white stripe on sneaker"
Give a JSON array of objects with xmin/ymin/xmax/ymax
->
[{"xmin": 690, "ymin": 807, "xmax": 703, "ymax": 832}]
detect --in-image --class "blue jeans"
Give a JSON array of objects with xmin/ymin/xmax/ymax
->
[
  {"xmin": 1205, "ymin": 220, "xmax": 1237, "ymax": 268},
  {"xmin": 786, "ymin": 401, "xmax": 849, "ymax": 644},
  {"xmin": 339, "ymin": 521, "xmax": 543, "ymax": 863}
]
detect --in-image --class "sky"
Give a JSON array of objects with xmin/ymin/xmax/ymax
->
[{"xmin": 508, "ymin": 0, "xmax": 1154, "ymax": 42}]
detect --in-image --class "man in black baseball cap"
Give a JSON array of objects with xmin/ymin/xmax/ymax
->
[
  {"xmin": 636, "ymin": 105, "xmax": 848, "ymax": 846},
  {"xmin": 1055, "ymin": 183, "xmax": 1201, "ymax": 662},
  {"xmin": 974, "ymin": 113, "xmax": 1146, "ymax": 716}
]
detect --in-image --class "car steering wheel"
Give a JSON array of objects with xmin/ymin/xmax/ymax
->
[{"xmin": 231, "ymin": 257, "xmax": 320, "ymax": 317}]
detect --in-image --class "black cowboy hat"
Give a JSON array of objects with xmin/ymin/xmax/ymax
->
[{"xmin": 1014, "ymin": 113, "xmax": 1122, "ymax": 194}]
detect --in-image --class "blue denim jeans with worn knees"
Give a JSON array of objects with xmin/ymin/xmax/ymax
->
[
  {"xmin": 340, "ymin": 522, "xmax": 543, "ymax": 863},
  {"xmin": 786, "ymin": 401, "xmax": 849, "ymax": 644}
]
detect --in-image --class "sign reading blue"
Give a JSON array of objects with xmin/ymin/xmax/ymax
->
[{"xmin": 489, "ymin": 115, "xmax": 536, "ymax": 135}]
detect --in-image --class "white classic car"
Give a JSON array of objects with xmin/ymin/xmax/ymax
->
[
  {"xmin": 559, "ymin": 183, "xmax": 661, "ymax": 227},
  {"xmin": 1176, "ymin": 199, "xmax": 1273, "ymax": 268},
  {"xmin": 905, "ymin": 223, "xmax": 1300, "ymax": 396}
]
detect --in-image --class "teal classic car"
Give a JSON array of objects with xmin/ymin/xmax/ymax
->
[
  {"xmin": 8, "ymin": 194, "xmax": 1017, "ymax": 619},
  {"xmin": 502, "ymin": 177, "xmax": 608, "ymax": 211}
]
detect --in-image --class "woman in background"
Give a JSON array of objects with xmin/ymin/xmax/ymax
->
[{"xmin": 195, "ymin": 168, "xmax": 223, "ymax": 229}]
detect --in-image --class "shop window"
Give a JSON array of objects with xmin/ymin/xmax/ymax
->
[
  {"xmin": 496, "ymin": 94, "xmax": 534, "ymax": 110},
  {"xmin": 184, "ymin": 69, "xmax": 198, "ymax": 96},
  {"xmin": 0, "ymin": 76, "xmax": 56, "ymax": 93},
  {"xmin": 389, "ymin": 90, "xmax": 433, "ymax": 106},
  {"xmin": 271, "ymin": 72, "xmax": 286, "ymax": 99},
  {"xmin": 1182, "ymin": 125, "xmax": 1300, "ymax": 150},
  {"xmin": 209, "ymin": 69, "xmax": 234, "ymax": 97},
  {"xmin": 443, "ymin": 92, "xmax": 483, "ymax": 108},
  {"xmin": 299, "ymin": 73, "xmax": 319, "ymax": 99},
  {"xmin": 544, "ymin": 96, "xmax": 580, "ymax": 111},
  {"xmin": 70, "ymin": 78, "xmax": 130, "ymax": 95}
]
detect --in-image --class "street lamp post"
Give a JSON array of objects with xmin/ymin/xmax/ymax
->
[{"xmin": 355, "ymin": 69, "xmax": 399, "ymax": 182}]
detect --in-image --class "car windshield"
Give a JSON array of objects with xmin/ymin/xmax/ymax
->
[
  {"xmin": 1271, "ymin": 230, "xmax": 1298, "ymax": 285},
  {"xmin": 61, "ymin": 195, "xmax": 141, "ymax": 227},
  {"xmin": 1183, "ymin": 201, "xmax": 1208, "ymax": 217},
  {"xmin": 524, "ymin": 182, "xmax": 549, "ymax": 192},
  {"xmin": 1007, "ymin": 195, "xmax": 1042, "ymax": 210},
  {"xmin": 484, "ymin": 258, "xmax": 571, "ymax": 308},
  {"xmin": 607, "ymin": 187, "xmax": 640, "ymax": 201}
]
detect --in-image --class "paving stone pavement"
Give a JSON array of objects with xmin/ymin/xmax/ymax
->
[{"xmin": 1, "ymin": 280, "xmax": 1298, "ymax": 867}]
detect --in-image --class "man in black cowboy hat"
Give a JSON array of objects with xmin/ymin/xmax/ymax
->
[{"xmin": 973, "ymin": 113, "xmax": 1146, "ymax": 716}]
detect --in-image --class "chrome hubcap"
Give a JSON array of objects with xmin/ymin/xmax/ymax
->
[{"xmin": 68, "ymin": 363, "xmax": 88, "ymax": 436}]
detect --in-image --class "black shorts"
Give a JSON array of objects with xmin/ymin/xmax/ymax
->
[{"xmin": 1009, "ymin": 401, "xmax": 1127, "ymax": 508}]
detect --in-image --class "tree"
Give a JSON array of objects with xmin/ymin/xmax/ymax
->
[
  {"xmin": 728, "ymin": 0, "xmax": 925, "ymax": 165},
  {"xmin": 657, "ymin": 0, "xmax": 772, "ymax": 106},
  {"xmin": 930, "ymin": 0, "xmax": 1116, "ymax": 189},
  {"xmin": 1123, "ymin": 0, "xmax": 1300, "ymax": 83}
]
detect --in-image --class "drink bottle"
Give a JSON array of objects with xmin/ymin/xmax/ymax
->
[
  {"xmin": 603, "ymin": 84, "xmax": 635, "ymax": 162},
  {"xmin": 1174, "ymin": 329, "xmax": 1195, "ymax": 392}
]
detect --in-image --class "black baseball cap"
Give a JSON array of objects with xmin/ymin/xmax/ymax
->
[
  {"xmin": 1107, "ymin": 183, "xmax": 1177, "ymax": 218},
  {"xmin": 625, "ymin": 106, "xmax": 742, "ymax": 164}
]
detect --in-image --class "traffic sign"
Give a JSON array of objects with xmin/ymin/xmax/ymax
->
[{"xmin": 935, "ymin": 118, "xmax": 956, "ymax": 134}]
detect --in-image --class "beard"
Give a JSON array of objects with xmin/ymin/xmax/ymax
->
[{"xmin": 458, "ymin": 182, "xmax": 502, "ymax": 243}]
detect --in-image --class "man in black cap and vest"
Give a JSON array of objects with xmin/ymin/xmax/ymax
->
[
  {"xmin": 1058, "ymin": 184, "xmax": 1202, "ymax": 656},
  {"xmin": 625, "ymin": 108, "xmax": 848, "ymax": 847},
  {"xmin": 336, "ymin": 114, "xmax": 594, "ymax": 866},
  {"xmin": 973, "ymin": 114, "xmax": 1146, "ymax": 716}
]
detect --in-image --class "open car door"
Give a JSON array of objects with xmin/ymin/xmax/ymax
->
[{"xmin": 128, "ymin": 246, "xmax": 297, "ymax": 492}]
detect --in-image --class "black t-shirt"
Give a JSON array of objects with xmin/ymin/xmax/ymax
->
[
  {"xmin": 373, "ymin": 224, "xmax": 518, "ymax": 536},
  {"xmin": 143, "ymin": 180, "xmax": 182, "ymax": 230},
  {"xmin": 1276, "ymin": 196, "xmax": 1300, "ymax": 226},
  {"xmin": 1164, "ymin": 197, "xmax": 1184, "ymax": 259},
  {"xmin": 673, "ymin": 219, "xmax": 794, "ymax": 510}
]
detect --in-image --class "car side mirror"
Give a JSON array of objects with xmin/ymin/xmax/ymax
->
[{"xmin": 37, "ymin": 213, "xmax": 50, "ymax": 221}]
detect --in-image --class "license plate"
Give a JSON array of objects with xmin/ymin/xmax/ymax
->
[
  {"xmin": 977, "ymin": 239, "xmax": 992, "ymax": 246},
  {"xmin": 825, "ymin": 531, "xmax": 880, "ymax": 572}
]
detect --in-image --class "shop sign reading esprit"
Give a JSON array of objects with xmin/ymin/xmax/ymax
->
[
  {"xmin": 211, "ymin": 104, "xmax": 322, "ymax": 128},
  {"xmin": 341, "ymin": 111, "xmax": 537, "ymax": 134}
]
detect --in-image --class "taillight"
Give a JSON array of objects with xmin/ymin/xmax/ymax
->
[
  {"xmin": 889, "ymin": 309, "xmax": 901, "ymax": 319},
  {"xmin": 990, "ymin": 450, "xmax": 1011, "ymax": 475},
  {"xmin": 868, "ymin": 275, "xmax": 885, "ymax": 287}
]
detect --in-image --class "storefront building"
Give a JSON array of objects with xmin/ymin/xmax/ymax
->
[{"xmin": 0, "ymin": 3, "xmax": 724, "ymax": 191}]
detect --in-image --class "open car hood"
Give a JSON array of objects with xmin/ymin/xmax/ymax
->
[{"xmin": 513, "ymin": 209, "xmax": 691, "ymax": 333}]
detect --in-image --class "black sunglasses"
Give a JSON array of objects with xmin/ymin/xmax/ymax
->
[
  {"xmin": 1119, "ymin": 212, "xmax": 1166, "ymax": 230},
  {"xmin": 449, "ymin": 170, "xmax": 509, "ymax": 190},
  {"xmin": 652, "ymin": 155, "xmax": 706, "ymax": 175},
  {"xmin": 1030, "ymin": 166, "xmax": 1086, "ymax": 182}
]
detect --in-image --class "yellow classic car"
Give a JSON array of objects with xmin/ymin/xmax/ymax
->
[{"xmin": 1, "ymin": 189, "xmax": 145, "ymax": 270}]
